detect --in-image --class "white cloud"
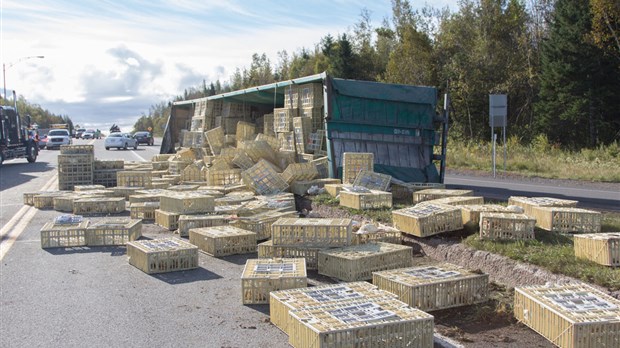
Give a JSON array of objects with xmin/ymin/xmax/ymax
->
[{"xmin": 2, "ymin": 0, "xmax": 457, "ymax": 129}]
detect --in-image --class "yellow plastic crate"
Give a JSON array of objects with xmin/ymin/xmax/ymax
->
[
  {"xmin": 85, "ymin": 218, "xmax": 142, "ymax": 246},
  {"xmin": 514, "ymin": 284, "xmax": 620, "ymax": 348},
  {"xmin": 412, "ymin": 188, "xmax": 474, "ymax": 204},
  {"xmin": 241, "ymin": 258, "xmax": 307, "ymax": 304},
  {"xmin": 339, "ymin": 189, "xmax": 393, "ymax": 210},
  {"xmin": 189, "ymin": 225, "xmax": 256, "ymax": 257},
  {"xmin": 318, "ymin": 242, "xmax": 414, "ymax": 282},
  {"xmin": 479, "ymin": 212, "xmax": 536, "ymax": 240},
  {"xmin": 373, "ymin": 263, "xmax": 489, "ymax": 311},
  {"xmin": 530, "ymin": 206, "xmax": 601, "ymax": 233},
  {"xmin": 574, "ymin": 233, "xmax": 620, "ymax": 266},
  {"xmin": 177, "ymin": 214, "xmax": 231, "ymax": 237},
  {"xmin": 508, "ymin": 196, "xmax": 578, "ymax": 217},
  {"xmin": 288, "ymin": 297, "xmax": 434, "ymax": 348},
  {"xmin": 392, "ymin": 203, "xmax": 462, "ymax": 237},
  {"xmin": 127, "ymin": 238, "xmax": 199, "ymax": 274},
  {"xmin": 269, "ymin": 281, "xmax": 394, "ymax": 335},
  {"xmin": 40, "ymin": 215, "xmax": 89, "ymax": 249},
  {"xmin": 342, "ymin": 152, "xmax": 374, "ymax": 185},
  {"xmin": 271, "ymin": 218, "xmax": 352, "ymax": 248}
]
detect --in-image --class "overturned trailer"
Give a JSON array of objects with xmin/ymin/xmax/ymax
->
[{"xmin": 160, "ymin": 72, "xmax": 448, "ymax": 183}]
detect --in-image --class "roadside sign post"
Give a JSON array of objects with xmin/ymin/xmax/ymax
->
[{"xmin": 489, "ymin": 94, "xmax": 507, "ymax": 178}]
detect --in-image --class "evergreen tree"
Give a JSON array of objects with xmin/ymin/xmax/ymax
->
[{"xmin": 535, "ymin": 0, "xmax": 620, "ymax": 147}]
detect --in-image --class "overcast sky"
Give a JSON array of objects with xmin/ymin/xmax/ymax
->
[{"xmin": 1, "ymin": 0, "xmax": 456, "ymax": 132}]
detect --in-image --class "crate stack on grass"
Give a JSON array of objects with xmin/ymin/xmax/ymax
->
[
  {"xmin": 459, "ymin": 204, "xmax": 512, "ymax": 227},
  {"xmin": 155, "ymin": 192, "xmax": 215, "ymax": 232},
  {"xmin": 412, "ymin": 188, "xmax": 474, "ymax": 204},
  {"xmin": 393, "ymin": 203, "xmax": 463, "ymax": 238},
  {"xmin": 58, "ymin": 145, "xmax": 95, "ymax": 190},
  {"xmin": 373, "ymin": 262, "xmax": 489, "ymax": 312},
  {"xmin": 508, "ymin": 196, "xmax": 578, "ymax": 217},
  {"xmin": 530, "ymin": 206, "xmax": 601, "ymax": 233},
  {"xmin": 514, "ymin": 283, "xmax": 620, "ymax": 348},
  {"xmin": 574, "ymin": 232, "xmax": 620, "ymax": 266},
  {"xmin": 391, "ymin": 182, "xmax": 445, "ymax": 204},
  {"xmin": 479, "ymin": 212, "xmax": 536, "ymax": 240}
]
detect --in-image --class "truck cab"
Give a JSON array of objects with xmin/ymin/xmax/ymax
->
[{"xmin": 0, "ymin": 105, "xmax": 38, "ymax": 165}]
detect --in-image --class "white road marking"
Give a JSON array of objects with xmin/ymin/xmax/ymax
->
[
  {"xmin": 0, "ymin": 172, "xmax": 58, "ymax": 260},
  {"xmin": 131, "ymin": 149, "xmax": 148, "ymax": 162}
]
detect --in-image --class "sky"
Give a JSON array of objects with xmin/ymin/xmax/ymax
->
[{"xmin": 1, "ymin": 0, "xmax": 456, "ymax": 132}]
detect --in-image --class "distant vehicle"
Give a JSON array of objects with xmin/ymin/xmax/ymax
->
[
  {"xmin": 110, "ymin": 124, "xmax": 120, "ymax": 133},
  {"xmin": 0, "ymin": 105, "xmax": 38, "ymax": 165},
  {"xmin": 75, "ymin": 128, "xmax": 86, "ymax": 139},
  {"xmin": 82, "ymin": 129, "xmax": 95, "ymax": 139},
  {"xmin": 105, "ymin": 132, "xmax": 137, "ymax": 150},
  {"xmin": 133, "ymin": 131, "xmax": 154, "ymax": 146},
  {"xmin": 45, "ymin": 129, "xmax": 72, "ymax": 150},
  {"xmin": 39, "ymin": 135, "xmax": 48, "ymax": 149}
]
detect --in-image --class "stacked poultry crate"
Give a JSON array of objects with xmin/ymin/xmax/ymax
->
[{"xmin": 57, "ymin": 145, "xmax": 95, "ymax": 190}]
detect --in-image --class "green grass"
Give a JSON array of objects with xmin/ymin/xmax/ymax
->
[
  {"xmin": 447, "ymin": 135, "xmax": 620, "ymax": 182},
  {"xmin": 464, "ymin": 212, "xmax": 620, "ymax": 291}
]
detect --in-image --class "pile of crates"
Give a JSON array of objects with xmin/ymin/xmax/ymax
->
[{"xmin": 58, "ymin": 145, "xmax": 95, "ymax": 190}]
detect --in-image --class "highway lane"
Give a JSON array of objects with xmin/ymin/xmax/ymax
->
[
  {"xmin": 445, "ymin": 173, "xmax": 620, "ymax": 211},
  {"xmin": 0, "ymin": 138, "xmax": 290, "ymax": 348}
]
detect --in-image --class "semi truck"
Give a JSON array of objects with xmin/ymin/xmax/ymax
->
[
  {"xmin": 160, "ymin": 72, "xmax": 448, "ymax": 183},
  {"xmin": 0, "ymin": 94, "xmax": 38, "ymax": 165}
]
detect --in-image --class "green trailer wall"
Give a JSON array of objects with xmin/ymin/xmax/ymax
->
[{"xmin": 325, "ymin": 77, "xmax": 440, "ymax": 183}]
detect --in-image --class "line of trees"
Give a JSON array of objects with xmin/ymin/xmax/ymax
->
[
  {"xmin": 140, "ymin": 0, "xmax": 619, "ymax": 149},
  {"xmin": 4, "ymin": 95, "xmax": 75, "ymax": 131}
]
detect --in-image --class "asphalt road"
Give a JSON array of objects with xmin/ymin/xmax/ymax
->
[
  {"xmin": 0, "ymin": 140, "xmax": 618, "ymax": 348},
  {"xmin": 444, "ymin": 174, "xmax": 619, "ymax": 212},
  {"xmin": 0, "ymin": 139, "xmax": 290, "ymax": 348}
]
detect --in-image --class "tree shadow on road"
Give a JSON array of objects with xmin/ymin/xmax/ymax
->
[{"xmin": 0, "ymin": 161, "xmax": 55, "ymax": 191}]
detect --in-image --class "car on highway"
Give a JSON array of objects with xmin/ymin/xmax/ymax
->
[
  {"xmin": 45, "ymin": 129, "xmax": 72, "ymax": 149},
  {"xmin": 104, "ymin": 132, "xmax": 138, "ymax": 150},
  {"xmin": 75, "ymin": 128, "xmax": 86, "ymax": 139},
  {"xmin": 133, "ymin": 131, "xmax": 154, "ymax": 146},
  {"xmin": 82, "ymin": 129, "xmax": 95, "ymax": 139}
]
